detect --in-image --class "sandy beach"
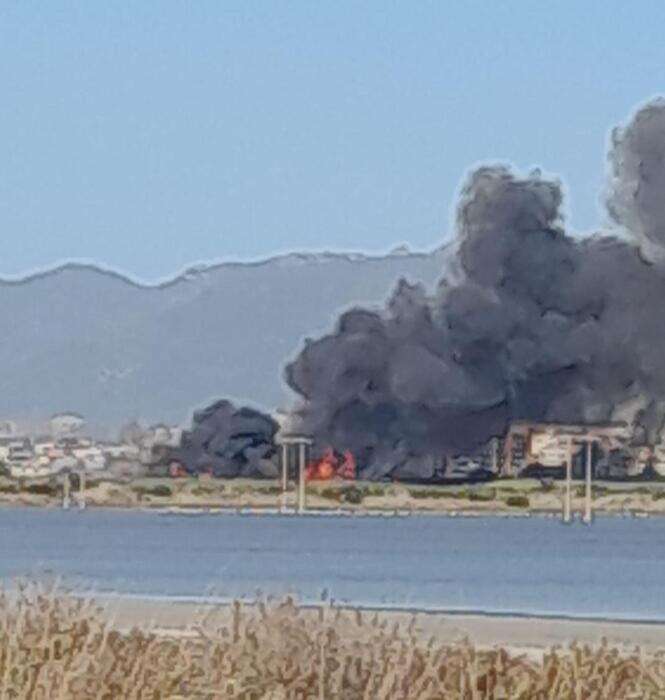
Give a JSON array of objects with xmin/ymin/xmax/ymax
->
[{"xmin": 92, "ymin": 595, "xmax": 665, "ymax": 657}]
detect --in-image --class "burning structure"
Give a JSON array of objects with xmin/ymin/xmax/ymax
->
[
  {"xmin": 284, "ymin": 99, "xmax": 665, "ymax": 480},
  {"xmin": 305, "ymin": 448, "xmax": 356, "ymax": 481}
]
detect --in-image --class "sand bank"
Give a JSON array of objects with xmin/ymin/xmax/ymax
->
[{"xmin": 91, "ymin": 595, "xmax": 665, "ymax": 656}]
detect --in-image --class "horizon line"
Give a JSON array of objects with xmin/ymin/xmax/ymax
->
[{"xmin": 0, "ymin": 242, "xmax": 451, "ymax": 291}]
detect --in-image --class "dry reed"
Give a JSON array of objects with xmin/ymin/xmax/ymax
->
[{"xmin": 0, "ymin": 583, "xmax": 665, "ymax": 698}]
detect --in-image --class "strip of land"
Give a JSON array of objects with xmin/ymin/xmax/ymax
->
[
  {"xmin": 92, "ymin": 595, "xmax": 665, "ymax": 657},
  {"xmin": 4, "ymin": 475, "xmax": 665, "ymax": 517}
]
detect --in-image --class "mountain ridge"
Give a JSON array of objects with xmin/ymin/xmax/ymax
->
[
  {"xmin": 0, "ymin": 244, "xmax": 453, "ymax": 434},
  {"xmin": 0, "ymin": 245, "xmax": 449, "ymax": 290}
]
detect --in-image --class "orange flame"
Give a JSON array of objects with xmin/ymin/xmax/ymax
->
[{"xmin": 306, "ymin": 448, "xmax": 356, "ymax": 481}]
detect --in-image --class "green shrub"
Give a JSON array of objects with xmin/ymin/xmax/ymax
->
[
  {"xmin": 408, "ymin": 488, "xmax": 450, "ymax": 499},
  {"xmin": 575, "ymin": 485, "xmax": 609, "ymax": 498},
  {"xmin": 255, "ymin": 485, "xmax": 281, "ymax": 496},
  {"xmin": 190, "ymin": 486, "xmax": 214, "ymax": 497},
  {"xmin": 320, "ymin": 487, "xmax": 342, "ymax": 502},
  {"xmin": 365, "ymin": 484, "xmax": 387, "ymax": 498},
  {"xmin": 150, "ymin": 484, "xmax": 172, "ymax": 498},
  {"xmin": 133, "ymin": 484, "xmax": 172, "ymax": 498},
  {"xmin": 341, "ymin": 485, "xmax": 364, "ymax": 504},
  {"xmin": 505, "ymin": 495, "xmax": 530, "ymax": 508},
  {"xmin": 652, "ymin": 490, "xmax": 665, "ymax": 501},
  {"xmin": 0, "ymin": 484, "xmax": 17, "ymax": 494},
  {"xmin": 466, "ymin": 488, "xmax": 496, "ymax": 502},
  {"xmin": 24, "ymin": 483, "xmax": 58, "ymax": 497}
]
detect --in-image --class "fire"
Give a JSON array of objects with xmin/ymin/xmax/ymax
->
[{"xmin": 305, "ymin": 448, "xmax": 356, "ymax": 481}]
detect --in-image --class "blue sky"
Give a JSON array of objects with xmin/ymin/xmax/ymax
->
[{"xmin": 1, "ymin": 1, "xmax": 664, "ymax": 281}]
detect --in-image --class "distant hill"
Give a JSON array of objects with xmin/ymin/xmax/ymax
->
[{"xmin": 0, "ymin": 246, "xmax": 453, "ymax": 433}]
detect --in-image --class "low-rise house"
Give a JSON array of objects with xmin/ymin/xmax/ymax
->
[
  {"xmin": 71, "ymin": 445, "xmax": 106, "ymax": 471},
  {"xmin": 48, "ymin": 455, "xmax": 79, "ymax": 475},
  {"xmin": 100, "ymin": 442, "xmax": 140, "ymax": 461},
  {"xmin": 7, "ymin": 438, "xmax": 34, "ymax": 466},
  {"xmin": 9, "ymin": 455, "xmax": 60, "ymax": 479},
  {"xmin": 0, "ymin": 436, "xmax": 22, "ymax": 462},
  {"xmin": 33, "ymin": 437, "xmax": 59, "ymax": 459}
]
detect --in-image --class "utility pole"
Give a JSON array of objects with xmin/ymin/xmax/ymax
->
[
  {"xmin": 583, "ymin": 440, "xmax": 593, "ymax": 524},
  {"xmin": 563, "ymin": 437, "xmax": 572, "ymax": 523}
]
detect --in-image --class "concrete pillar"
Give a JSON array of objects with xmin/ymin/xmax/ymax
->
[
  {"xmin": 281, "ymin": 443, "xmax": 288, "ymax": 492},
  {"xmin": 63, "ymin": 472, "xmax": 70, "ymax": 510},
  {"xmin": 584, "ymin": 440, "xmax": 593, "ymax": 524},
  {"xmin": 297, "ymin": 441, "xmax": 306, "ymax": 514},
  {"xmin": 79, "ymin": 471, "xmax": 86, "ymax": 510},
  {"xmin": 280, "ymin": 443, "xmax": 289, "ymax": 512},
  {"xmin": 563, "ymin": 438, "xmax": 572, "ymax": 523},
  {"xmin": 503, "ymin": 432, "xmax": 513, "ymax": 477}
]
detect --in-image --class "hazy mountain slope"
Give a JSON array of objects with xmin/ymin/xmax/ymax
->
[{"xmin": 0, "ymin": 247, "xmax": 452, "ymax": 430}]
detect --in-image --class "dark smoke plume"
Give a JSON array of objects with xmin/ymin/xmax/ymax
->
[
  {"xmin": 174, "ymin": 399, "xmax": 279, "ymax": 478},
  {"xmin": 285, "ymin": 99, "xmax": 665, "ymax": 479},
  {"xmin": 607, "ymin": 98, "xmax": 665, "ymax": 260}
]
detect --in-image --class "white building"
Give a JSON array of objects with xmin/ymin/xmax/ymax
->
[
  {"xmin": 50, "ymin": 413, "xmax": 85, "ymax": 440},
  {"xmin": 101, "ymin": 443, "xmax": 140, "ymax": 461},
  {"xmin": 72, "ymin": 445, "xmax": 106, "ymax": 471}
]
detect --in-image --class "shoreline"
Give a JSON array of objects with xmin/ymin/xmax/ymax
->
[
  {"xmin": 0, "ymin": 500, "xmax": 660, "ymax": 521},
  {"xmin": 87, "ymin": 590, "xmax": 665, "ymax": 626},
  {"xmin": 85, "ymin": 594, "xmax": 665, "ymax": 654}
]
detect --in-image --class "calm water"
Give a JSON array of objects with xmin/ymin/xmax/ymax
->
[{"xmin": 0, "ymin": 508, "xmax": 663, "ymax": 620}]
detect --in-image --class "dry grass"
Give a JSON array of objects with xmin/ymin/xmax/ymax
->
[{"xmin": 2, "ymin": 584, "xmax": 665, "ymax": 698}]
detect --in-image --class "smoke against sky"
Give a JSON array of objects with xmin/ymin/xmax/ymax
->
[
  {"xmin": 285, "ymin": 100, "xmax": 665, "ymax": 478},
  {"xmin": 607, "ymin": 98, "xmax": 665, "ymax": 260}
]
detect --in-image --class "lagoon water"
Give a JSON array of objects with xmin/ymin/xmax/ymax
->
[{"xmin": 0, "ymin": 507, "xmax": 663, "ymax": 621}]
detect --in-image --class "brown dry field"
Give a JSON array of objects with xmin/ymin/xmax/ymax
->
[{"xmin": 4, "ymin": 584, "xmax": 665, "ymax": 698}]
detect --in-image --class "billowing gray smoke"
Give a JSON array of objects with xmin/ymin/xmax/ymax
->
[
  {"xmin": 174, "ymin": 399, "xmax": 279, "ymax": 478},
  {"xmin": 285, "ymin": 99, "xmax": 665, "ymax": 479},
  {"xmin": 607, "ymin": 98, "xmax": 665, "ymax": 260}
]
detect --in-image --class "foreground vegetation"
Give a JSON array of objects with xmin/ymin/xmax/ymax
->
[{"xmin": 2, "ymin": 584, "xmax": 665, "ymax": 698}]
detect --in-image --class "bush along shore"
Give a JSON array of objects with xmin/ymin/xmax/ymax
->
[
  {"xmin": 2, "ymin": 475, "xmax": 665, "ymax": 517},
  {"xmin": 2, "ymin": 583, "xmax": 665, "ymax": 698}
]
